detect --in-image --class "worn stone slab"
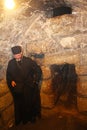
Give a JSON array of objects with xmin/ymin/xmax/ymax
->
[
  {"xmin": 0, "ymin": 80, "xmax": 9, "ymax": 96},
  {"xmin": 0, "ymin": 92, "xmax": 13, "ymax": 111}
]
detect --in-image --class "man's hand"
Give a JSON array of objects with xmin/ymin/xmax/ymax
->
[{"xmin": 11, "ymin": 81, "xmax": 16, "ymax": 87}]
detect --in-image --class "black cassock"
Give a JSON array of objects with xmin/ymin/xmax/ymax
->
[{"xmin": 6, "ymin": 56, "xmax": 42, "ymax": 125}]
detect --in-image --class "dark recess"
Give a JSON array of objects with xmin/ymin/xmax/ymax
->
[{"xmin": 53, "ymin": 6, "xmax": 72, "ymax": 17}]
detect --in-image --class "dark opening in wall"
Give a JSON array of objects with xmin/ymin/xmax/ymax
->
[
  {"xmin": 50, "ymin": 63, "xmax": 77, "ymax": 107},
  {"xmin": 45, "ymin": 6, "xmax": 72, "ymax": 18},
  {"xmin": 53, "ymin": 6, "xmax": 72, "ymax": 17}
]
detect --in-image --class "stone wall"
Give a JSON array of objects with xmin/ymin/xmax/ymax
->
[
  {"xmin": 0, "ymin": 80, "xmax": 14, "ymax": 129},
  {"xmin": 0, "ymin": 1, "xmax": 87, "ymax": 79},
  {"xmin": 0, "ymin": 0, "xmax": 87, "ymax": 129}
]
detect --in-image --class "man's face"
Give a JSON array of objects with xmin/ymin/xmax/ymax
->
[{"xmin": 14, "ymin": 52, "xmax": 22, "ymax": 61}]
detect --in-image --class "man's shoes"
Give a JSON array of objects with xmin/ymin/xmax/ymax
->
[
  {"xmin": 31, "ymin": 117, "xmax": 36, "ymax": 123},
  {"xmin": 23, "ymin": 119, "xmax": 29, "ymax": 125},
  {"xmin": 15, "ymin": 120, "xmax": 21, "ymax": 126},
  {"xmin": 37, "ymin": 113, "xmax": 41, "ymax": 119}
]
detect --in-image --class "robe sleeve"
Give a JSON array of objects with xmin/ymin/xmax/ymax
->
[
  {"xmin": 6, "ymin": 61, "xmax": 14, "ymax": 93},
  {"xmin": 32, "ymin": 61, "xmax": 42, "ymax": 89}
]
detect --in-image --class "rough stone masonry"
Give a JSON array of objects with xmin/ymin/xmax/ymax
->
[{"xmin": 0, "ymin": 0, "xmax": 87, "ymax": 129}]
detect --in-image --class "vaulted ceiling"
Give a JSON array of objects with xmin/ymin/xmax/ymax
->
[
  {"xmin": 0, "ymin": 0, "xmax": 87, "ymax": 11},
  {"xmin": 17, "ymin": 0, "xmax": 87, "ymax": 10},
  {"xmin": 0, "ymin": 0, "xmax": 87, "ymax": 19}
]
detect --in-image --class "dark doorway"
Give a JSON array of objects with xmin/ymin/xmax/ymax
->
[{"xmin": 50, "ymin": 63, "xmax": 77, "ymax": 107}]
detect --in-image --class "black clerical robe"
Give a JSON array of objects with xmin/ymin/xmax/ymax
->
[{"xmin": 6, "ymin": 56, "xmax": 42, "ymax": 124}]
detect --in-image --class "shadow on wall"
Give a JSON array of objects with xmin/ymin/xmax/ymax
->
[{"xmin": 50, "ymin": 63, "xmax": 77, "ymax": 106}]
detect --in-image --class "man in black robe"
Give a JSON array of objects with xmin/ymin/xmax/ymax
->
[{"xmin": 6, "ymin": 45, "xmax": 42, "ymax": 125}]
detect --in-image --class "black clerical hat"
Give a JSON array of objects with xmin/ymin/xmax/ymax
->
[{"xmin": 11, "ymin": 46, "xmax": 22, "ymax": 54}]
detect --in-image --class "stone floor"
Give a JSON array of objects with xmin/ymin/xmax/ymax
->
[{"xmin": 7, "ymin": 100, "xmax": 87, "ymax": 130}]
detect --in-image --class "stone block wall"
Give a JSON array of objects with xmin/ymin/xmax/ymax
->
[
  {"xmin": 0, "ymin": 0, "xmax": 87, "ymax": 128},
  {"xmin": 40, "ymin": 66, "xmax": 57, "ymax": 108},
  {"xmin": 0, "ymin": 80, "xmax": 14, "ymax": 130}
]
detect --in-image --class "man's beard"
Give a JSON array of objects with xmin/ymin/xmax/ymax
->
[{"xmin": 16, "ymin": 58, "xmax": 21, "ymax": 62}]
